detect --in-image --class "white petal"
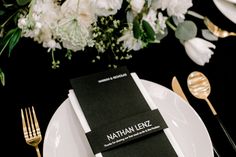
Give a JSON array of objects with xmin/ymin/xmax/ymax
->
[
  {"xmin": 192, "ymin": 37, "xmax": 216, "ymax": 49},
  {"xmin": 184, "ymin": 37, "xmax": 215, "ymax": 66}
]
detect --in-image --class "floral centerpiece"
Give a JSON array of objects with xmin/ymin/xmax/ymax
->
[{"xmin": 0, "ymin": 0, "xmax": 217, "ymax": 86}]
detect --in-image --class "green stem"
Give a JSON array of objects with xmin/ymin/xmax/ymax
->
[
  {"xmin": 1, "ymin": 10, "xmax": 18, "ymax": 27},
  {"xmin": 0, "ymin": 37, "xmax": 11, "ymax": 55},
  {"xmin": 51, "ymin": 50, "xmax": 56, "ymax": 63},
  {"xmin": 187, "ymin": 10, "xmax": 204, "ymax": 20},
  {"xmin": 166, "ymin": 20, "xmax": 177, "ymax": 31},
  {"xmin": 51, "ymin": 50, "xmax": 60, "ymax": 69}
]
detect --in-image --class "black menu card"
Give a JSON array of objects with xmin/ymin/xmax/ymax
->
[{"xmin": 70, "ymin": 66, "xmax": 178, "ymax": 157}]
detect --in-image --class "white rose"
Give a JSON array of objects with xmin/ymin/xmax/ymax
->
[
  {"xmin": 154, "ymin": 0, "xmax": 192, "ymax": 19},
  {"xmin": 92, "ymin": 0, "xmax": 123, "ymax": 16},
  {"xmin": 130, "ymin": 0, "xmax": 145, "ymax": 13},
  {"xmin": 184, "ymin": 37, "xmax": 215, "ymax": 66}
]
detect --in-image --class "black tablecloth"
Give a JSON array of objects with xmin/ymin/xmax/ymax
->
[{"xmin": 1, "ymin": 0, "xmax": 236, "ymax": 156}]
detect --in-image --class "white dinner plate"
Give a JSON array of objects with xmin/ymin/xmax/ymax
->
[
  {"xmin": 43, "ymin": 80, "xmax": 214, "ymax": 157},
  {"xmin": 224, "ymin": 0, "xmax": 236, "ymax": 4},
  {"xmin": 213, "ymin": 0, "xmax": 236, "ymax": 24}
]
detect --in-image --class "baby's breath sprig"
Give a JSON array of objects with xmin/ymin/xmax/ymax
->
[
  {"xmin": 51, "ymin": 50, "xmax": 60, "ymax": 69},
  {"xmin": 92, "ymin": 15, "xmax": 130, "ymax": 64}
]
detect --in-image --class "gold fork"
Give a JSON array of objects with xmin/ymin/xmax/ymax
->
[{"xmin": 21, "ymin": 106, "xmax": 42, "ymax": 157}]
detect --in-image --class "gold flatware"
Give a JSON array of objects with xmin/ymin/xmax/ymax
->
[
  {"xmin": 187, "ymin": 71, "xmax": 236, "ymax": 152},
  {"xmin": 21, "ymin": 106, "xmax": 42, "ymax": 157},
  {"xmin": 171, "ymin": 76, "xmax": 221, "ymax": 157},
  {"xmin": 187, "ymin": 11, "xmax": 236, "ymax": 38},
  {"xmin": 204, "ymin": 17, "xmax": 236, "ymax": 38},
  {"xmin": 171, "ymin": 76, "xmax": 189, "ymax": 103}
]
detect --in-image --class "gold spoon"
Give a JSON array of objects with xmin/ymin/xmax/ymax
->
[
  {"xmin": 187, "ymin": 71, "xmax": 236, "ymax": 152},
  {"xmin": 204, "ymin": 17, "xmax": 236, "ymax": 38}
]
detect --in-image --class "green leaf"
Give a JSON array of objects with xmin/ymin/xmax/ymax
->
[
  {"xmin": 142, "ymin": 20, "xmax": 155, "ymax": 41},
  {"xmin": 201, "ymin": 29, "xmax": 218, "ymax": 41},
  {"xmin": 0, "ymin": 28, "xmax": 21, "ymax": 56},
  {"xmin": 2, "ymin": 28, "xmax": 17, "ymax": 43},
  {"xmin": 175, "ymin": 20, "xmax": 197, "ymax": 41},
  {"xmin": 133, "ymin": 18, "xmax": 141, "ymax": 39},
  {"xmin": 0, "ymin": 68, "xmax": 5, "ymax": 86},
  {"xmin": 16, "ymin": 0, "xmax": 31, "ymax": 6},
  {"xmin": 8, "ymin": 28, "xmax": 21, "ymax": 56}
]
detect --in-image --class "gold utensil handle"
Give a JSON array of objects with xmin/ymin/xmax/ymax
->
[
  {"xmin": 205, "ymin": 98, "xmax": 217, "ymax": 115},
  {"xmin": 204, "ymin": 17, "xmax": 236, "ymax": 38},
  {"xmin": 35, "ymin": 146, "xmax": 41, "ymax": 157}
]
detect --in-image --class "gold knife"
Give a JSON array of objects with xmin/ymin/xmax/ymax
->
[
  {"xmin": 171, "ymin": 76, "xmax": 189, "ymax": 103},
  {"xmin": 171, "ymin": 76, "xmax": 221, "ymax": 157}
]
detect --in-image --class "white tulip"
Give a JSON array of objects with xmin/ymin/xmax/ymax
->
[{"xmin": 183, "ymin": 37, "xmax": 215, "ymax": 66}]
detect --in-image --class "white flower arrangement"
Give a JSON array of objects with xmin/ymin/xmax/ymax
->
[{"xmin": 0, "ymin": 0, "xmax": 217, "ymax": 86}]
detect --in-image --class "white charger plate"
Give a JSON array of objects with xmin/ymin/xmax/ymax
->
[
  {"xmin": 213, "ymin": 0, "xmax": 236, "ymax": 24},
  {"xmin": 43, "ymin": 80, "xmax": 214, "ymax": 157}
]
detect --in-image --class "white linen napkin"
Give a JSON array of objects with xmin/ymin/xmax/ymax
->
[{"xmin": 68, "ymin": 72, "xmax": 184, "ymax": 157}]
